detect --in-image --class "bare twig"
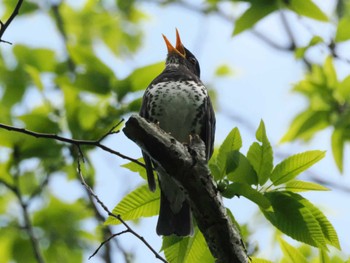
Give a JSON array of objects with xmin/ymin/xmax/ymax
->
[
  {"xmin": 89, "ymin": 230, "xmax": 129, "ymax": 259},
  {"xmin": 0, "ymin": 0, "xmax": 24, "ymax": 44},
  {"xmin": 11, "ymin": 157, "xmax": 46, "ymax": 263},
  {"xmin": 76, "ymin": 154, "xmax": 167, "ymax": 263},
  {"xmin": 0, "ymin": 122, "xmax": 145, "ymax": 168}
]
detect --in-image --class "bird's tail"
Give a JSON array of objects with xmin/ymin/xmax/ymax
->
[{"xmin": 156, "ymin": 191, "xmax": 193, "ymax": 236}]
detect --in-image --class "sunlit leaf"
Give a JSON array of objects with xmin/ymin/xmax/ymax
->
[
  {"xmin": 121, "ymin": 159, "xmax": 147, "ymax": 180},
  {"xmin": 331, "ymin": 128, "xmax": 344, "ymax": 173},
  {"xmin": 247, "ymin": 120, "xmax": 273, "ymax": 185},
  {"xmin": 279, "ymin": 238, "xmax": 308, "ymax": 263},
  {"xmin": 105, "ymin": 184, "xmax": 160, "ymax": 225},
  {"xmin": 285, "ymin": 180, "xmax": 329, "ymax": 192},
  {"xmin": 335, "ymin": 17, "xmax": 350, "ymax": 42},
  {"xmin": 286, "ymin": 0, "xmax": 328, "ymax": 21},
  {"xmin": 271, "ymin": 150, "xmax": 325, "ymax": 185},
  {"xmin": 281, "ymin": 110, "xmax": 329, "ymax": 142}
]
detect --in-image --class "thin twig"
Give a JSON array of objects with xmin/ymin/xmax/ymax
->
[
  {"xmin": 76, "ymin": 154, "xmax": 167, "ymax": 263},
  {"xmin": 11, "ymin": 155, "xmax": 46, "ymax": 263},
  {"xmin": 0, "ymin": 0, "xmax": 24, "ymax": 44},
  {"xmin": 89, "ymin": 230, "xmax": 129, "ymax": 259},
  {"xmin": 0, "ymin": 122, "xmax": 145, "ymax": 167}
]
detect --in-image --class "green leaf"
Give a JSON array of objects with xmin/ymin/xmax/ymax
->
[
  {"xmin": 281, "ymin": 110, "xmax": 329, "ymax": 142},
  {"xmin": 335, "ymin": 17, "xmax": 350, "ymax": 42},
  {"xmin": 215, "ymin": 64, "xmax": 233, "ymax": 77},
  {"xmin": 323, "ymin": 56, "xmax": 337, "ymax": 89},
  {"xmin": 223, "ymin": 182, "xmax": 271, "ymax": 209},
  {"xmin": 184, "ymin": 228, "xmax": 214, "ymax": 263},
  {"xmin": 279, "ymin": 238, "xmax": 308, "ymax": 263},
  {"xmin": 298, "ymin": 194, "xmax": 341, "ymax": 249},
  {"xmin": 227, "ymin": 151, "xmax": 258, "ymax": 185},
  {"xmin": 105, "ymin": 184, "xmax": 160, "ymax": 225},
  {"xmin": 162, "ymin": 227, "xmax": 214, "ymax": 263},
  {"xmin": 121, "ymin": 159, "xmax": 147, "ymax": 180},
  {"xmin": 331, "ymin": 128, "xmax": 344, "ymax": 173},
  {"xmin": 163, "ymin": 236, "xmax": 190, "ymax": 263},
  {"xmin": 319, "ymin": 249, "xmax": 331, "ymax": 263},
  {"xmin": 115, "ymin": 62, "xmax": 164, "ymax": 99},
  {"xmin": 13, "ymin": 45, "xmax": 56, "ymax": 72},
  {"xmin": 25, "ymin": 65, "xmax": 43, "ymax": 90},
  {"xmin": 250, "ymin": 258, "xmax": 273, "ymax": 263},
  {"xmin": 286, "ymin": 0, "xmax": 328, "ymax": 21},
  {"xmin": 271, "ymin": 150, "xmax": 325, "ymax": 185},
  {"xmin": 247, "ymin": 120, "xmax": 273, "ymax": 185},
  {"xmin": 234, "ymin": 2, "xmax": 278, "ymax": 35},
  {"xmin": 285, "ymin": 180, "xmax": 329, "ymax": 192},
  {"xmin": 216, "ymin": 127, "xmax": 242, "ymax": 180},
  {"xmin": 295, "ymin": 36, "xmax": 323, "ymax": 59},
  {"xmin": 262, "ymin": 191, "xmax": 327, "ymax": 249}
]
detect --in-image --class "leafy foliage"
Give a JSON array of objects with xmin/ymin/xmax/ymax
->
[
  {"xmin": 0, "ymin": 0, "xmax": 348, "ymax": 262},
  {"xmin": 282, "ymin": 56, "xmax": 350, "ymax": 172}
]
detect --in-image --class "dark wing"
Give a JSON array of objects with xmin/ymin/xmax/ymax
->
[
  {"xmin": 200, "ymin": 95, "xmax": 216, "ymax": 161},
  {"xmin": 139, "ymin": 91, "xmax": 156, "ymax": 192}
]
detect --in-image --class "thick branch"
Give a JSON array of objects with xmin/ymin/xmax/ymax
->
[{"xmin": 123, "ymin": 115, "xmax": 248, "ymax": 263}]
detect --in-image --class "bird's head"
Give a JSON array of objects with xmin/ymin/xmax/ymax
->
[{"xmin": 162, "ymin": 29, "xmax": 201, "ymax": 77}]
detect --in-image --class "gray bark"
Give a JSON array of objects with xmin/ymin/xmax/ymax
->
[{"xmin": 123, "ymin": 115, "xmax": 248, "ymax": 263}]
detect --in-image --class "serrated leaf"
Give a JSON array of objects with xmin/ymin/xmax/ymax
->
[
  {"xmin": 285, "ymin": 180, "xmax": 329, "ymax": 192},
  {"xmin": 335, "ymin": 17, "xmax": 350, "ymax": 42},
  {"xmin": 216, "ymin": 127, "xmax": 242, "ymax": 179},
  {"xmin": 297, "ymin": 195, "xmax": 341, "ymax": 249},
  {"xmin": 271, "ymin": 150, "xmax": 325, "ymax": 185},
  {"xmin": 262, "ymin": 191, "xmax": 328, "ymax": 249},
  {"xmin": 247, "ymin": 120, "xmax": 273, "ymax": 185},
  {"xmin": 105, "ymin": 184, "xmax": 160, "ymax": 225},
  {"xmin": 286, "ymin": 0, "xmax": 328, "ymax": 22},
  {"xmin": 227, "ymin": 151, "xmax": 258, "ymax": 185},
  {"xmin": 233, "ymin": 2, "xmax": 277, "ymax": 35},
  {"xmin": 279, "ymin": 238, "xmax": 308, "ymax": 263},
  {"xmin": 223, "ymin": 182, "xmax": 271, "ymax": 209},
  {"xmin": 331, "ymin": 128, "xmax": 344, "ymax": 173}
]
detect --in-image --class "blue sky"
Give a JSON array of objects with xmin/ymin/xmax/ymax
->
[{"xmin": 2, "ymin": 0, "xmax": 350, "ymax": 262}]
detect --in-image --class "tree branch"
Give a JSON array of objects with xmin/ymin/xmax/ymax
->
[
  {"xmin": 123, "ymin": 115, "xmax": 248, "ymax": 263},
  {"xmin": 76, "ymin": 154, "xmax": 167, "ymax": 263},
  {"xmin": 0, "ymin": 0, "xmax": 24, "ymax": 44},
  {"xmin": 0, "ymin": 122, "xmax": 145, "ymax": 168}
]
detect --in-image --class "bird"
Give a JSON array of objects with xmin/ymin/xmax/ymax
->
[{"xmin": 139, "ymin": 29, "xmax": 216, "ymax": 236}]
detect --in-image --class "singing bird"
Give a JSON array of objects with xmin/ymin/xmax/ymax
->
[{"xmin": 140, "ymin": 29, "xmax": 216, "ymax": 236}]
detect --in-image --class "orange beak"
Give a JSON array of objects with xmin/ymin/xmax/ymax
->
[
  {"xmin": 162, "ymin": 29, "xmax": 186, "ymax": 58},
  {"xmin": 175, "ymin": 28, "xmax": 186, "ymax": 56}
]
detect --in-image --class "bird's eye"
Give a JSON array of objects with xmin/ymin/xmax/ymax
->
[{"xmin": 188, "ymin": 57, "xmax": 196, "ymax": 64}]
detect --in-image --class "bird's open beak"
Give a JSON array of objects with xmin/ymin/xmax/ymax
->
[{"xmin": 162, "ymin": 29, "xmax": 186, "ymax": 58}]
